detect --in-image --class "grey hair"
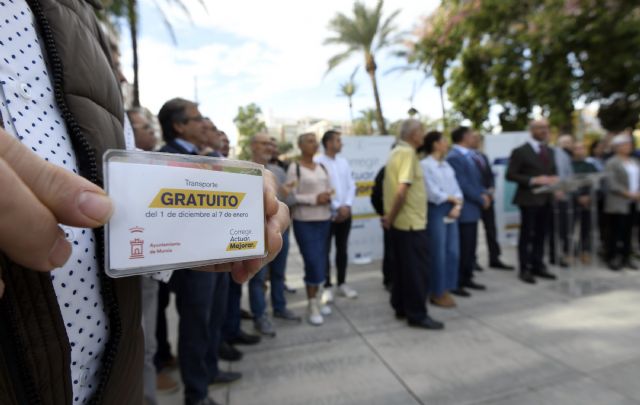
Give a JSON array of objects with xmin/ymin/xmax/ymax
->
[
  {"xmin": 297, "ymin": 132, "xmax": 316, "ymax": 146},
  {"xmin": 250, "ymin": 132, "xmax": 270, "ymax": 145},
  {"xmin": 400, "ymin": 119, "xmax": 422, "ymax": 140}
]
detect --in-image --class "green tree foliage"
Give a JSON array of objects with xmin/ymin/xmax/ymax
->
[
  {"xmin": 408, "ymin": 0, "xmax": 640, "ymax": 132},
  {"xmin": 325, "ymin": 0, "xmax": 401, "ymax": 135},
  {"xmin": 352, "ymin": 108, "xmax": 378, "ymax": 135},
  {"xmin": 234, "ymin": 103, "xmax": 267, "ymax": 161},
  {"xmin": 339, "ymin": 67, "xmax": 359, "ymax": 124},
  {"xmin": 276, "ymin": 141, "xmax": 294, "ymax": 155}
]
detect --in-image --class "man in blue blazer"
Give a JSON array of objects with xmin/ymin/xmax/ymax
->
[{"xmin": 447, "ymin": 126, "xmax": 491, "ymax": 296}]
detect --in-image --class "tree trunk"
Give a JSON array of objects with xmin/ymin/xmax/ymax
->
[
  {"xmin": 439, "ymin": 84, "xmax": 447, "ymax": 133},
  {"xmin": 365, "ymin": 53, "xmax": 387, "ymax": 134},
  {"xmin": 128, "ymin": 0, "xmax": 140, "ymax": 107},
  {"xmin": 348, "ymin": 97, "xmax": 354, "ymax": 126}
]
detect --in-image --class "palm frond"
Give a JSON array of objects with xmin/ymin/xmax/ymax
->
[
  {"xmin": 326, "ymin": 48, "xmax": 357, "ymax": 75},
  {"xmin": 375, "ymin": 9, "xmax": 401, "ymax": 52},
  {"xmin": 349, "ymin": 66, "xmax": 359, "ymax": 81},
  {"xmin": 153, "ymin": 2, "xmax": 178, "ymax": 44}
]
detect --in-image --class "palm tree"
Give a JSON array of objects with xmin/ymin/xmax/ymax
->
[
  {"xmin": 325, "ymin": 0, "xmax": 400, "ymax": 135},
  {"xmin": 104, "ymin": 0, "xmax": 204, "ymax": 107},
  {"xmin": 359, "ymin": 108, "xmax": 378, "ymax": 134},
  {"xmin": 339, "ymin": 67, "xmax": 359, "ymax": 124}
]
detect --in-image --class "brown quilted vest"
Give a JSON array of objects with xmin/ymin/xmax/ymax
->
[{"xmin": 0, "ymin": 0, "xmax": 143, "ymax": 404}]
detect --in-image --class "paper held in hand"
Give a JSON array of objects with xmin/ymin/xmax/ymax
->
[{"xmin": 103, "ymin": 150, "xmax": 266, "ymax": 278}]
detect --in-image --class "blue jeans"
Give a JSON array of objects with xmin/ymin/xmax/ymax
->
[
  {"xmin": 171, "ymin": 270, "xmax": 229, "ymax": 405},
  {"xmin": 427, "ymin": 202, "xmax": 460, "ymax": 296},
  {"xmin": 293, "ymin": 220, "xmax": 331, "ymax": 286},
  {"xmin": 249, "ymin": 228, "xmax": 289, "ymax": 317}
]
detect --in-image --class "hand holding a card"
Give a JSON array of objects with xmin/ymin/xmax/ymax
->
[
  {"xmin": 201, "ymin": 169, "xmax": 290, "ymax": 283},
  {"xmin": 0, "ymin": 129, "xmax": 113, "ymax": 272}
]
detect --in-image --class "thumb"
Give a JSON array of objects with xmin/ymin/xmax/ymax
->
[{"xmin": 0, "ymin": 131, "xmax": 113, "ymax": 228}]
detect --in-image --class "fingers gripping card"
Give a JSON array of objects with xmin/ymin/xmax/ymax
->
[{"xmin": 103, "ymin": 150, "xmax": 266, "ymax": 277}]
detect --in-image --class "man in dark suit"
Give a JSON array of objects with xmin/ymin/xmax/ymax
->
[
  {"xmin": 157, "ymin": 98, "xmax": 240, "ymax": 405},
  {"xmin": 469, "ymin": 132, "xmax": 515, "ymax": 271},
  {"xmin": 506, "ymin": 119, "xmax": 559, "ymax": 284},
  {"xmin": 447, "ymin": 126, "xmax": 490, "ymax": 296}
]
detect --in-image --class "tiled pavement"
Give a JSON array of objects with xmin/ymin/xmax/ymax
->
[{"xmin": 158, "ymin": 236, "xmax": 640, "ymax": 405}]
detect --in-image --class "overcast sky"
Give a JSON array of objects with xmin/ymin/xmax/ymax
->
[{"xmin": 118, "ymin": 0, "xmax": 443, "ymax": 144}]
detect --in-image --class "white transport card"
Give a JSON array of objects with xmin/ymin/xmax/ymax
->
[{"xmin": 103, "ymin": 150, "xmax": 266, "ymax": 278}]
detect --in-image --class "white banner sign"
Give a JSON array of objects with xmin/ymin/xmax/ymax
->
[
  {"xmin": 340, "ymin": 135, "xmax": 395, "ymax": 263},
  {"xmin": 484, "ymin": 132, "xmax": 530, "ymax": 246}
]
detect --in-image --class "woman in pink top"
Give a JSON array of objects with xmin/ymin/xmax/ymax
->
[{"xmin": 286, "ymin": 133, "xmax": 333, "ymax": 326}]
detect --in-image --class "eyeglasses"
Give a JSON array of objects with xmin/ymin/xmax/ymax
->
[
  {"xmin": 182, "ymin": 115, "xmax": 205, "ymax": 123},
  {"xmin": 132, "ymin": 124, "xmax": 152, "ymax": 131}
]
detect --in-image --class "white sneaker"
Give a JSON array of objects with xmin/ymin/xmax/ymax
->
[
  {"xmin": 307, "ymin": 301, "xmax": 324, "ymax": 326},
  {"xmin": 322, "ymin": 287, "xmax": 334, "ymax": 304},
  {"xmin": 320, "ymin": 303, "xmax": 332, "ymax": 316},
  {"xmin": 338, "ymin": 284, "xmax": 358, "ymax": 299}
]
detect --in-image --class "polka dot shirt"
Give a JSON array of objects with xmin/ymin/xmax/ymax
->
[{"xmin": 0, "ymin": 1, "xmax": 109, "ymax": 403}]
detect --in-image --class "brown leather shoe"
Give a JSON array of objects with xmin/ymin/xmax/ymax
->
[
  {"xmin": 430, "ymin": 293, "xmax": 457, "ymax": 308},
  {"xmin": 156, "ymin": 372, "xmax": 180, "ymax": 394}
]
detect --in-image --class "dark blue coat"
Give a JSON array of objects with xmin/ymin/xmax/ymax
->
[
  {"xmin": 159, "ymin": 140, "xmax": 198, "ymax": 155},
  {"xmin": 446, "ymin": 147, "xmax": 487, "ymax": 223}
]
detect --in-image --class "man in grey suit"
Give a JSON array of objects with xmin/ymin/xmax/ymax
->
[{"xmin": 549, "ymin": 135, "xmax": 575, "ymax": 267}]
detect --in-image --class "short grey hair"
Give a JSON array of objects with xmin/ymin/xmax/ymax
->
[
  {"xmin": 297, "ymin": 132, "xmax": 316, "ymax": 146},
  {"xmin": 250, "ymin": 132, "xmax": 270, "ymax": 145},
  {"xmin": 400, "ymin": 119, "xmax": 422, "ymax": 140}
]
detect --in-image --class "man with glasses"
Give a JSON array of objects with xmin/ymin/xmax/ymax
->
[
  {"xmin": 158, "ymin": 99, "xmax": 208, "ymax": 155},
  {"xmin": 157, "ymin": 98, "xmax": 241, "ymax": 405},
  {"xmin": 201, "ymin": 118, "xmax": 224, "ymax": 158},
  {"xmin": 247, "ymin": 133, "xmax": 300, "ymax": 336}
]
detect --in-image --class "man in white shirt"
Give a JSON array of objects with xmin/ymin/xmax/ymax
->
[{"xmin": 316, "ymin": 130, "xmax": 358, "ymax": 301}]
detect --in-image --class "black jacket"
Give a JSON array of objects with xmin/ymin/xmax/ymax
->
[
  {"xmin": 159, "ymin": 140, "xmax": 198, "ymax": 155},
  {"xmin": 476, "ymin": 152, "xmax": 494, "ymax": 189},
  {"xmin": 506, "ymin": 143, "xmax": 557, "ymax": 207}
]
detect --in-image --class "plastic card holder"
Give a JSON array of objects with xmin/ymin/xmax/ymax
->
[{"xmin": 103, "ymin": 150, "xmax": 266, "ymax": 278}]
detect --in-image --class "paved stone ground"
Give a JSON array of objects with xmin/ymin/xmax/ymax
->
[{"xmin": 158, "ymin": 235, "xmax": 640, "ymax": 405}]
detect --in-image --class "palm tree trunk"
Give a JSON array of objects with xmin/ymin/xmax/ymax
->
[
  {"xmin": 366, "ymin": 54, "xmax": 387, "ymax": 134},
  {"xmin": 128, "ymin": 0, "xmax": 140, "ymax": 107},
  {"xmin": 348, "ymin": 97, "xmax": 354, "ymax": 125},
  {"xmin": 439, "ymin": 84, "xmax": 447, "ymax": 133}
]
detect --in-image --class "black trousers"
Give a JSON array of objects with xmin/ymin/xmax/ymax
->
[
  {"xmin": 597, "ymin": 195, "xmax": 609, "ymax": 255},
  {"xmin": 608, "ymin": 205, "xmax": 636, "ymax": 262},
  {"xmin": 574, "ymin": 205, "xmax": 592, "ymax": 253},
  {"xmin": 382, "ymin": 229, "xmax": 393, "ymax": 287},
  {"xmin": 519, "ymin": 205, "xmax": 551, "ymax": 273},
  {"xmin": 171, "ymin": 270, "xmax": 229, "ymax": 404},
  {"xmin": 481, "ymin": 202, "xmax": 501, "ymax": 264},
  {"xmin": 389, "ymin": 228, "xmax": 429, "ymax": 322},
  {"xmin": 154, "ymin": 280, "xmax": 173, "ymax": 370},
  {"xmin": 458, "ymin": 222, "xmax": 478, "ymax": 286},
  {"xmin": 325, "ymin": 217, "xmax": 352, "ymax": 287},
  {"xmin": 549, "ymin": 200, "xmax": 570, "ymax": 262}
]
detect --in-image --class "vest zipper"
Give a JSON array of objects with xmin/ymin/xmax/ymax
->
[{"xmin": 24, "ymin": 1, "xmax": 122, "ymax": 404}]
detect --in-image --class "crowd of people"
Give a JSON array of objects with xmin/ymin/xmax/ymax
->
[
  {"xmin": 136, "ymin": 111, "xmax": 640, "ymax": 405},
  {"xmin": 126, "ymin": 100, "xmax": 365, "ymax": 405},
  {"xmin": 1, "ymin": 2, "xmax": 638, "ymax": 405}
]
